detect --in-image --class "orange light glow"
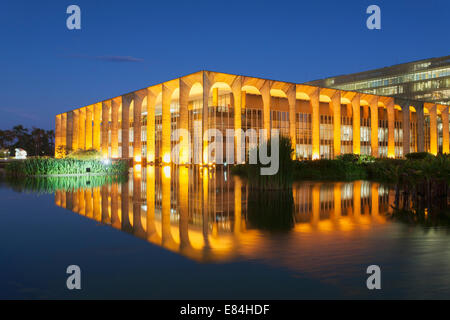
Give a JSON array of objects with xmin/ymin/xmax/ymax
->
[{"xmin": 134, "ymin": 155, "xmax": 141, "ymax": 163}]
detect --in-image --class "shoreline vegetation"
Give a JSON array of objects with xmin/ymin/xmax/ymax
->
[{"xmin": 4, "ymin": 149, "xmax": 128, "ymax": 177}]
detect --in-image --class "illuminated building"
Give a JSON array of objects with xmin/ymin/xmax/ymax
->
[
  {"xmin": 55, "ymin": 70, "xmax": 450, "ymax": 161},
  {"xmin": 307, "ymin": 56, "xmax": 450, "ymax": 106}
]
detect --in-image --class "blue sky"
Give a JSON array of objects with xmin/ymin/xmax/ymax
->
[{"xmin": 0, "ymin": 0, "xmax": 448, "ymax": 130}]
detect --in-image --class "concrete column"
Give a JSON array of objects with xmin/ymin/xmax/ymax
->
[
  {"xmin": 352, "ymin": 94, "xmax": 361, "ymax": 155},
  {"xmin": 122, "ymin": 94, "xmax": 132, "ymax": 159},
  {"xmin": 429, "ymin": 103, "xmax": 438, "ymax": 155},
  {"xmin": 401, "ymin": 102, "xmax": 411, "ymax": 156},
  {"xmin": 93, "ymin": 103, "xmax": 101, "ymax": 151},
  {"xmin": 85, "ymin": 106, "xmax": 93, "ymax": 150},
  {"xmin": 66, "ymin": 112, "xmax": 73, "ymax": 151},
  {"xmin": 386, "ymin": 99, "xmax": 395, "ymax": 158},
  {"xmin": 111, "ymin": 98, "xmax": 120, "ymax": 158},
  {"xmin": 261, "ymin": 80, "xmax": 271, "ymax": 138},
  {"xmin": 55, "ymin": 114, "xmax": 61, "ymax": 156},
  {"xmin": 441, "ymin": 106, "xmax": 449, "ymax": 154},
  {"xmin": 416, "ymin": 103, "xmax": 425, "ymax": 152},
  {"xmin": 162, "ymin": 84, "xmax": 172, "ymax": 163},
  {"xmin": 310, "ymin": 88, "xmax": 320, "ymax": 159},
  {"xmin": 133, "ymin": 91, "xmax": 145, "ymax": 162},
  {"xmin": 72, "ymin": 110, "xmax": 79, "ymax": 151},
  {"xmin": 202, "ymin": 72, "xmax": 211, "ymax": 164},
  {"xmin": 85, "ymin": 189, "xmax": 93, "ymax": 219},
  {"xmin": 231, "ymin": 77, "xmax": 242, "ymax": 163},
  {"xmin": 370, "ymin": 97, "xmax": 379, "ymax": 157},
  {"xmin": 61, "ymin": 113, "xmax": 67, "ymax": 148},
  {"xmin": 101, "ymin": 101, "xmax": 110, "ymax": 157},
  {"xmin": 179, "ymin": 80, "xmax": 190, "ymax": 164},
  {"xmin": 78, "ymin": 108, "xmax": 86, "ymax": 150},
  {"xmin": 146, "ymin": 88, "xmax": 157, "ymax": 163},
  {"xmin": 331, "ymin": 91, "xmax": 341, "ymax": 157},
  {"xmin": 212, "ymin": 87, "xmax": 219, "ymax": 106},
  {"xmin": 287, "ymin": 85, "xmax": 297, "ymax": 159}
]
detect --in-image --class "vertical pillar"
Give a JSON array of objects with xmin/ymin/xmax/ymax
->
[
  {"xmin": 416, "ymin": 103, "xmax": 425, "ymax": 152},
  {"xmin": 386, "ymin": 99, "xmax": 395, "ymax": 158},
  {"xmin": 311, "ymin": 183, "xmax": 320, "ymax": 225},
  {"xmin": 146, "ymin": 88, "xmax": 157, "ymax": 163},
  {"xmin": 288, "ymin": 85, "xmax": 297, "ymax": 159},
  {"xmin": 402, "ymin": 102, "xmax": 410, "ymax": 156},
  {"xmin": 261, "ymin": 80, "xmax": 271, "ymax": 138},
  {"xmin": 55, "ymin": 114, "xmax": 61, "ymax": 156},
  {"xmin": 231, "ymin": 77, "xmax": 242, "ymax": 163},
  {"xmin": 331, "ymin": 91, "xmax": 341, "ymax": 157},
  {"xmin": 111, "ymin": 98, "xmax": 120, "ymax": 158},
  {"xmin": 162, "ymin": 85, "xmax": 172, "ymax": 163},
  {"xmin": 179, "ymin": 80, "xmax": 190, "ymax": 164},
  {"xmin": 122, "ymin": 94, "xmax": 131, "ymax": 159},
  {"xmin": 93, "ymin": 103, "xmax": 101, "ymax": 151},
  {"xmin": 111, "ymin": 182, "xmax": 120, "ymax": 229},
  {"xmin": 311, "ymin": 88, "xmax": 320, "ymax": 159},
  {"xmin": 370, "ymin": 97, "xmax": 379, "ymax": 157},
  {"xmin": 61, "ymin": 113, "xmax": 67, "ymax": 149},
  {"xmin": 78, "ymin": 108, "xmax": 86, "ymax": 150},
  {"xmin": 66, "ymin": 112, "xmax": 73, "ymax": 151},
  {"xmin": 133, "ymin": 91, "xmax": 144, "ymax": 162},
  {"xmin": 352, "ymin": 94, "xmax": 361, "ymax": 155},
  {"xmin": 441, "ymin": 106, "xmax": 449, "ymax": 154},
  {"xmin": 202, "ymin": 72, "xmax": 212, "ymax": 164},
  {"xmin": 101, "ymin": 101, "xmax": 110, "ymax": 157},
  {"xmin": 72, "ymin": 110, "xmax": 79, "ymax": 151},
  {"xmin": 85, "ymin": 106, "xmax": 93, "ymax": 150},
  {"xmin": 212, "ymin": 87, "xmax": 219, "ymax": 106},
  {"xmin": 429, "ymin": 104, "xmax": 438, "ymax": 155}
]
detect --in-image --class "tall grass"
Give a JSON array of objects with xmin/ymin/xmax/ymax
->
[
  {"xmin": 5, "ymin": 158, "xmax": 128, "ymax": 176},
  {"xmin": 4, "ymin": 174, "xmax": 127, "ymax": 194}
]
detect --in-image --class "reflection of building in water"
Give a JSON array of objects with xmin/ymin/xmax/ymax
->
[{"xmin": 55, "ymin": 167, "xmax": 391, "ymax": 262}]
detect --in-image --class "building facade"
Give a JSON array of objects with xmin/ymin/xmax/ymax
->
[
  {"xmin": 55, "ymin": 70, "xmax": 450, "ymax": 162},
  {"xmin": 307, "ymin": 56, "xmax": 450, "ymax": 106}
]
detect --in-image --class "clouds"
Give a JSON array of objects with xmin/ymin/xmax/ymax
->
[{"xmin": 65, "ymin": 54, "xmax": 144, "ymax": 63}]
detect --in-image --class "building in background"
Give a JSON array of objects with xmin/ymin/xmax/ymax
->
[
  {"xmin": 55, "ymin": 70, "xmax": 450, "ymax": 162},
  {"xmin": 307, "ymin": 56, "xmax": 450, "ymax": 106}
]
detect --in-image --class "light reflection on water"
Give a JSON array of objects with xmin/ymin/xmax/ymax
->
[
  {"xmin": 3, "ymin": 165, "xmax": 450, "ymax": 298},
  {"xmin": 54, "ymin": 166, "xmax": 393, "ymax": 266}
]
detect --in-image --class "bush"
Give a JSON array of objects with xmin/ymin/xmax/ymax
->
[
  {"xmin": 55, "ymin": 145, "xmax": 71, "ymax": 159},
  {"xmin": 67, "ymin": 149, "xmax": 102, "ymax": 160},
  {"xmin": 405, "ymin": 152, "xmax": 434, "ymax": 160}
]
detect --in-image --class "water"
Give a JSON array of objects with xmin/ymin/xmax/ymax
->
[{"xmin": 1, "ymin": 166, "xmax": 450, "ymax": 299}]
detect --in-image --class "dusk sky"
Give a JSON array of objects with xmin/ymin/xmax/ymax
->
[{"xmin": 1, "ymin": 0, "xmax": 448, "ymax": 130}]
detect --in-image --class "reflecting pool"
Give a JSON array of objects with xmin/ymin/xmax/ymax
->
[{"xmin": 1, "ymin": 166, "xmax": 450, "ymax": 299}]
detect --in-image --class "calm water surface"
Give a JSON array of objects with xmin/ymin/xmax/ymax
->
[{"xmin": 1, "ymin": 166, "xmax": 450, "ymax": 299}]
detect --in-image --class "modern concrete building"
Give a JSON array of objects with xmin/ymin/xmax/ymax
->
[
  {"xmin": 307, "ymin": 56, "xmax": 450, "ymax": 106},
  {"xmin": 55, "ymin": 70, "xmax": 450, "ymax": 162}
]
